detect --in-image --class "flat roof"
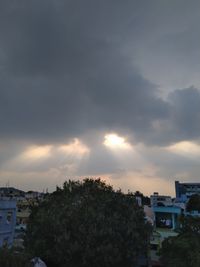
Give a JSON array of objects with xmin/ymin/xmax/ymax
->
[
  {"xmin": 153, "ymin": 206, "xmax": 182, "ymax": 214},
  {"xmin": 176, "ymin": 182, "xmax": 200, "ymax": 185}
]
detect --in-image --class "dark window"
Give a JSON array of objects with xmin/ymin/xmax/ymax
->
[
  {"xmin": 155, "ymin": 212, "xmax": 173, "ymax": 228},
  {"xmin": 150, "ymin": 244, "xmax": 158, "ymax": 251}
]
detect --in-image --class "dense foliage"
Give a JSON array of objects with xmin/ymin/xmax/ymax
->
[
  {"xmin": 186, "ymin": 194, "xmax": 200, "ymax": 212},
  {"xmin": 26, "ymin": 178, "xmax": 151, "ymax": 267},
  {"xmin": 0, "ymin": 247, "xmax": 31, "ymax": 267},
  {"xmin": 160, "ymin": 216, "xmax": 200, "ymax": 267}
]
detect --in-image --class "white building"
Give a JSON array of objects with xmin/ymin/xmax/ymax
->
[
  {"xmin": 150, "ymin": 192, "xmax": 172, "ymax": 207},
  {"xmin": 0, "ymin": 199, "xmax": 16, "ymax": 247}
]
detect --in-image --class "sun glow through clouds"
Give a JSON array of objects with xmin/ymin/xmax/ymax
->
[
  {"xmin": 59, "ymin": 138, "xmax": 90, "ymax": 155},
  {"xmin": 22, "ymin": 145, "xmax": 52, "ymax": 160},
  {"xmin": 166, "ymin": 141, "xmax": 200, "ymax": 157},
  {"xmin": 103, "ymin": 133, "xmax": 132, "ymax": 150}
]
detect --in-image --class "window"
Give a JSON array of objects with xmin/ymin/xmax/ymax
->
[{"xmin": 6, "ymin": 212, "xmax": 12, "ymax": 224}]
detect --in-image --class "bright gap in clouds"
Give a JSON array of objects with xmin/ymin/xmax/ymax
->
[
  {"xmin": 166, "ymin": 141, "xmax": 200, "ymax": 157},
  {"xmin": 59, "ymin": 138, "xmax": 90, "ymax": 155},
  {"xmin": 103, "ymin": 133, "xmax": 132, "ymax": 150},
  {"xmin": 22, "ymin": 145, "xmax": 52, "ymax": 160},
  {"xmin": 20, "ymin": 139, "xmax": 90, "ymax": 162}
]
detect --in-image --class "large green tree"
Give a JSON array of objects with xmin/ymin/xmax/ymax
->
[
  {"xmin": 160, "ymin": 216, "xmax": 200, "ymax": 267},
  {"xmin": 25, "ymin": 179, "xmax": 151, "ymax": 267}
]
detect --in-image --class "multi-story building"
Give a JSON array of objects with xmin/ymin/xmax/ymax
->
[
  {"xmin": 0, "ymin": 199, "xmax": 16, "ymax": 247},
  {"xmin": 16, "ymin": 198, "xmax": 31, "ymax": 231},
  {"xmin": 175, "ymin": 181, "xmax": 200, "ymax": 202},
  {"xmin": 153, "ymin": 205, "xmax": 182, "ymax": 231},
  {"xmin": 148, "ymin": 181, "xmax": 200, "ymax": 266},
  {"xmin": 149, "ymin": 192, "xmax": 183, "ymax": 267}
]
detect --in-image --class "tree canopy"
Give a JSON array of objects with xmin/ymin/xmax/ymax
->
[
  {"xmin": 0, "ymin": 247, "xmax": 31, "ymax": 267},
  {"xmin": 186, "ymin": 194, "xmax": 200, "ymax": 212},
  {"xmin": 25, "ymin": 178, "xmax": 151, "ymax": 267},
  {"xmin": 160, "ymin": 216, "xmax": 200, "ymax": 267}
]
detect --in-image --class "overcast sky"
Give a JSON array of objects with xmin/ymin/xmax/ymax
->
[{"xmin": 1, "ymin": 0, "xmax": 200, "ymax": 196}]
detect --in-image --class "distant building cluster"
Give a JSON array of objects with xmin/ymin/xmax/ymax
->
[
  {"xmin": 0, "ymin": 199, "xmax": 16, "ymax": 247},
  {"xmin": 175, "ymin": 181, "xmax": 200, "ymax": 201},
  {"xmin": 146, "ymin": 180, "xmax": 200, "ymax": 267},
  {"xmin": 0, "ymin": 187, "xmax": 45, "ymax": 248}
]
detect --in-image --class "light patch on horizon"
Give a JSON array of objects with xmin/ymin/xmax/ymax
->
[
  {"xmin": 100, "ymin": 166, "xmax": 175, "ymax": 196},
  {"xmin": 103, "ymin": 133, "xmax": 132, "ymax": 150},
  {"xmin": 166, "ymin": 141, "xmax": 200, "ymax": 158},
  {"xmin": 59, "ymin": 138, "xmax": 90, "ymax": 156},
  {"xmin": 22, "ymin": 145, "xmax": 52, "ymax": 160}
]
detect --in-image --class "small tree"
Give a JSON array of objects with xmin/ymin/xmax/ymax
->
[{"xmin": 25, "ymin": 178, "xmax": 151, "ymax": 267}]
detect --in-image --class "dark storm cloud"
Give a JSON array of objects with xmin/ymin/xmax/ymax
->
[
  {"xmin": 137, "ymin": 87, "xmax": 200, "ymax": 146},
  {"xmin": 0, "ymin": 0, "xmax": 200, "ymax": 147},
  {"xmin": 0, "ymin": 0, "xmax": 170, "ymax": 144},
  {"xmin": 168, "ymin": 87, "xmax": 200, "ymax": 141}
]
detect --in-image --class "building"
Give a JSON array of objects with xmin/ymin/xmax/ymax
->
[
  {"xmin": 0, "ymin": 187, "xmax": 25, "ymax": 199},
  {"xmin": 0, "ymin": 199, "xmax": 16, "ymax": 247},
  {"xmin": 175, "ymin": 181, "xmax": 200, "ymax": 202},
  {"xmin": 148, "ymin": 191, "xmax": 183, "ymax": 266},
  {"xmin": 150, "ymin": 192, "xmax": 172, "ymax": 207},
  {"xmin": 16, "ymin": 198, "xmax": 31, "ymax": 232},
  {"xmin": 25, "ymin": 191, "xmax": 44, "ymax": 200},
  {"xmin": 153, "ymin": 205, "xmax": 182, "ymax": 231},
  {"xmin": 148, "ymin": 181, "xmax": 200, "ymax": 266}
]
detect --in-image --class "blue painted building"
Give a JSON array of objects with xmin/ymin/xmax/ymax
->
[
  {"xmin": 150, "ymin": 204, "xmax": 182, "ymax": 266},
  {"xmin": 153, "ymin": 206, "xmax": 182, "ymax": 230},
  {"xmin": 0, "ymin": 199, "xmax": 16, "ymax": 247},
  {"xmin": 175, "ymin": 181, "xmax": 200, "ymax": 202}
]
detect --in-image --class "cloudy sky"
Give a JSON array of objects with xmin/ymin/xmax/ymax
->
[{"xmin": 1, "ymin": 0, "xmax": 200, "ymax": 196}]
